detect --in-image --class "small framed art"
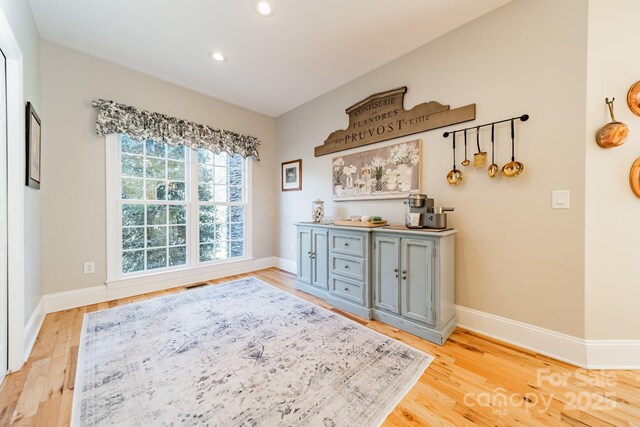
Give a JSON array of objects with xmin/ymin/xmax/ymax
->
[
  {"xmin": 281, "ymin": 159, "xmax": 302, "ymax": 191},
  {"xmin": 26, "ymin": 102, "xmax": 42, "ymax": 189}
]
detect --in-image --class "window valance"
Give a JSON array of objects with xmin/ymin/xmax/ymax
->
[{"xmin": 92, "ymin": 99, "xmax": 260, "ymax": 160}]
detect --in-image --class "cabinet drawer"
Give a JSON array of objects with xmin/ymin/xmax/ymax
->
[
  {"xmin": 330, "ymin": 255, "xmax": 365, "ymax": 282},
  {"xmin": 330, "ymin": 231, "xmax": 366, "ymax": 257},
  {"xmin": 330, "ymin": 276, "xmax": 365, "ymax": 305}
]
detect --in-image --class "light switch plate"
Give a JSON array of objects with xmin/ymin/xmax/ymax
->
[{"xmin": 552, "ymin": 190, "xmax": 570, "ymax": 209}]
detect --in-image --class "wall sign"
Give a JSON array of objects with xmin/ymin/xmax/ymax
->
[{"xmin": 315, "ymin": 87, "xmax": 475, "ymax": 157}]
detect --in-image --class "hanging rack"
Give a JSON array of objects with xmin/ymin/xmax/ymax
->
[{"xmin": 442, "ymin": 114, "xmax": 529, "ymax": 138}]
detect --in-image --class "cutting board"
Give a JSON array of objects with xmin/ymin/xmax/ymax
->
[{"xmin": 334, "ymin": 220, "xmax": 388, "ymax": 228}]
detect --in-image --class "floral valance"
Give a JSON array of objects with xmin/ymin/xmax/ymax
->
[{"xmin": 92, "ymin": 99, "xmax": 260, "ymax": 160}]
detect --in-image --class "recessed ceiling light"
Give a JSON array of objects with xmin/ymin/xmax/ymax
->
[
  {"xmin": 210, "ymin": 51, "xmax": 226, "ymax": 62},
  {"xmin": 254, "ymin": 0, "xmax": 274, "ymax": 16}
]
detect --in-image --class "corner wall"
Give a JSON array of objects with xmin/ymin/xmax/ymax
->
[
  {"xmin": 40, "ymin": 41, "xmax": 276, "ymax": 295},
  {"xmin": 275, "ymin": 0, "xmax": 589, "ymax": 338}
]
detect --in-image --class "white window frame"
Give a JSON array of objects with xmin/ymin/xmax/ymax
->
[{"xmin": 106, "ymin": 134, "xmax": 253, "ymax": 286}]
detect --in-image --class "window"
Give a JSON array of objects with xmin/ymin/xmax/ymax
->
[{"xmin": 111, "ymin": 134, "xmax": 249, "ymax": 279}]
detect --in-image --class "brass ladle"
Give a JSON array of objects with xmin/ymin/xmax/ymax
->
[
  {"xmin": 473, "ymin": 126, "xmax": 487, "ymax": 167},
  {"xmin": 461, "ymin": 129, "xmax": 470, "ymax": 166},
  {"xmin": 488, "ymin": 123, "xmax": 498, "ymax": 177},
  {"xmin": 447, "ymin": 132, "xmax": 463, "ymax": 185},
  {"xmin": 502, "ymin": 119, "xmax": 524, "ymax": 177}
]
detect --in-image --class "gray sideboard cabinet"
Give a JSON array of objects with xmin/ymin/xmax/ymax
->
[
  {"xmin": 294, "ymin": 223, "xmax": 456, "ymax": 345},
  {"xmin": 296, "ymin": 226, "xmax": 329, "ymax": 298}
]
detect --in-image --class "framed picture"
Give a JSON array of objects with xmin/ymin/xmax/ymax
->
[
  {"xmin": 25, "ymin": 102, "xmax": 41, "ymax": 189},
  {"xmin": 281, "ymin": 159, "xmax": 302, "ymax": 191},
  {"xmin": 332, "ymin": 139, "xmax": 421, "ymax": 201}
]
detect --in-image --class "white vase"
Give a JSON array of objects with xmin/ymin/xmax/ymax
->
[
  {"xmin": 346, "ymin": 175, "xmax": 354, "ymax": 189},
  {"xmin": 334, "ymin": 184, "xmax": 343, "ymax": 195},
  {"xmin": 397, "ymin": 164, "xmax": 413, "ymax": 188},
  {"xmin": 386, "ymin": 182, "xmax": 397, "ymax": 191}
]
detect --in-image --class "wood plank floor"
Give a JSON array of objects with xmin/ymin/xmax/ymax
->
[{"xmin": 1, "ymin": 268, "xmax": 638, "ymax": 426}]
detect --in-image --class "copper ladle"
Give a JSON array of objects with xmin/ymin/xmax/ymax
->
[
  {"xmin": 461, "ymin": 129, "xmax": 470, "ymax": 166},
  {"xmin": 447, "ymin": 131, "xmax": 463, "ymax": 185},
  {"xmin": 502, "ymin": 119, "xmax": 524, "ymax": 177},
  {"xmin": 488, "ymin": 123, "xmax": 498, "ymax": 177}
]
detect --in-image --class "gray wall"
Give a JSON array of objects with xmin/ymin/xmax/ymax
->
[
  {"xmin": 41, "ymin": 41, "xmax": 276, "ymax": 294},
  {"xmin": 275, "ymin": 0, "xmax": 588, "ymax": 337},
  {"xmin": 0, "ymin": 0, "xmax": 43, "ymax": 324}
]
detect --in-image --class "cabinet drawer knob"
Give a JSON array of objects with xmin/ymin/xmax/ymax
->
[
  {"xmin": 393, "ymin": 268, "xmax": 398, "ymax": 272},
  {"xmin": 344, "ymin": 265, "xmax": 349, "ymax": 269},
  {"xmin": 344, "ymin": 242, "xmax": 349, "ymax": 247},
  {"xmin": 344, "ymin": 287, "xmax": 350, "ymax": 292}
]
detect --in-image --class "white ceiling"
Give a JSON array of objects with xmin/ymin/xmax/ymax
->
[{"xmin": 29, "ymin": 0, "xmax": 510, "ymax": 117}]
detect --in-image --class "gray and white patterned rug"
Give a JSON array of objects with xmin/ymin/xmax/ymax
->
[{"xmin": 72, "ymin": 277, "xmax": 433, "ymax": 426}]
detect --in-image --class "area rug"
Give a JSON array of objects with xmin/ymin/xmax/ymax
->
[{"xmin": 71, "ymin": 277, "xmax": 433, "ymax": 426}]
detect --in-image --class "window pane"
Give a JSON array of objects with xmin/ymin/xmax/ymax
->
[
  {"xmin": 229, "ymin": 186, "xmax": 243, "ymax": 202},
  {"xmin": 214, "ymin": 167, "xmax": 227, "ymax": 185},
  {"xmin": 169, "ymin": 246, "xmax": 186, "ymax": 266},
  {"xmin": 229, "ymin": 206, "xmax": 244, "ymax": 223},
  {"xmin": 199, "ymin": 165, "xmax": 214, "ymax": 183},
  {"xmin": 147, "ymin": 248, "xmax": 167, "ymax": 269},
  {"xmin": 146, "ymin": 180, "xmax": 167, "ymax": 200},
  {"xmin": 167, "ymin": 182, "xmax": 185, "ymax": 201},
  {"xmin": 169, "ymin": 205, "xmax": 186, "ymax": 225},
  {"xmin": 147, "ymin": 205, "xmax": 167, "ymax": 225},
  {"xmin": 230, "ymin": 241, "xmax": 244, "ymax": 258},
  {"xmin": 167, "ymin": 160, "xmax": 185, "ymax": 180},
  {"xmin": 198, "ymin": 184, "xmax": 214, "ymax": 202},
  {"xmin": 122, "ymin": 227, "xmax": 144, "ymax": 250},
  {"xmin": 198, "ymin": 149, "xmax": 214, "ymax": 165},
  {"xmin": 214, "ymin": 152, "xmax": 228, "ymax": 166},
  {"xmin": 199, "ymin": 205, "xmax": 216, "ymax": 223},
  {"xmin": 122, "ymin": 204, "xmax": 145, "ymax": 226},
  {"xmin": 200, "ymin": 224, "xmax": 215, "ymax": 243},
  {"xmin": 122, "ymin": 178, "xmax": 144, "ymax": 199},
  {"xmin": 216, "ymin": 242, "xmax": 229, "ymax": 259},
  {"xmin": 214, "ymin": 185, "xmax": 228, "ymax": 202},
  {"xmin": 146, "ymin": 158, "xmax": 166, "ymax": 179},
  {"xmin": 167, "ymin": 145, "xmax": 185, "ymax": 161},
  {"xmin": 200, "ymin": 243, "xmax": 215, "ymax": 262},
  {"xmin": 123, "ymin": 251, "xmax": 144, "ymax": 273},
  {"xmin": 230, "ymin": 223, "xmax": 244, "ymax": 241},
  {"xmin": 122, "ymin": 154, "xmax": 144, "ymax": 177},
  {"xmin": 146, "ymin": 140, "xmax": 166, "ymax": 158},
  {"xmin": 121, "ymin": 136, "xmax": 143, "ymax": 154},
  {"xmin": 229, "ymin": 165, "xmax": 243, "ymax": 186},
  {"xmin": 215, "ymin": 224, "xmax": 229, "ymax": 241},
  {"xmin": 169, "ymin": 225, "xmax": 186, "ymax": 246},
  {"xmin": 147, "ymin": 226, "xmax": 167, "ymax": 248},
  {"xmin": 215, "ymin": 206, "xmax": 229, "ymax": 223}
]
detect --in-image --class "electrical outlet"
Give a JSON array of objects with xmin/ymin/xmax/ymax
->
[{"xmin": 84, "ymin": 261, "xmax": 96, "ymax": 274}]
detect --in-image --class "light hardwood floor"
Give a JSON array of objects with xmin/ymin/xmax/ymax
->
[{"xmin": 1, "ymin": 268, "xmax": 638, "ymax": 426}]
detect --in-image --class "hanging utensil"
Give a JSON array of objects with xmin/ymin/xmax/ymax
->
[
  {"xmin": 446, "ymin": 132, "xmax": 463, "ymax": 185},
  {"xmin": 597, "ymin": 97, "xmax": 629, "ymax": 148},
  {"xmin": 473, "ymin": 126, "xmax": 487, "ymax": 167},
  {"xmin": 631, "ymin": 157, "xmax": 640, "ymax": 198},
  {"xmin": 502, "ymin": 119, "xmax": 524, "ymax": 177},
  {"xmin": 488, "ymin": 123, "xmax": 498, "ymax": 178},
  {"xmin": 461, "ymin": 129, "xmax": 470, "ymax": 166}
]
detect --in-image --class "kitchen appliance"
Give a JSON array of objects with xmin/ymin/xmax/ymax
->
[{"xmin": 404, "ymin": 194, "xmax": 454, "ymax": 229}]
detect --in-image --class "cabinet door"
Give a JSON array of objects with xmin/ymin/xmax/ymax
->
[
  {"xmin": 297, "ymin": 227, "xmax": 312, "ymax": 285},
  {"xmin": 401, "ymin": 238, "xmax": 435, "ymax": 326},
  {"xmin": 373, "ymin": 235, "xmax": 401, "ymax": 314},
  {"xmin": 311, "ymin": 229, "xmax": 329, "ymax": 290}
]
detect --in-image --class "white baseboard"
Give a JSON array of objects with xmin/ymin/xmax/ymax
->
[
  {"xmin": 455, "ymin": 305, "xmax": 640, "ymax": 369},
  {"xmin": 23, "ymin": 298, "xmax": 45, "ymax": 362},
  {"xmin": 275, "ymin": 257, "xmax": 296, "ymax": 274},
  {"xmin": 43, "ymin": 257, "xmax": 279, "ymax": 314},
  {"xmin": 585, "ymin": 341, "xmax": 640, "ymax": 370}
]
